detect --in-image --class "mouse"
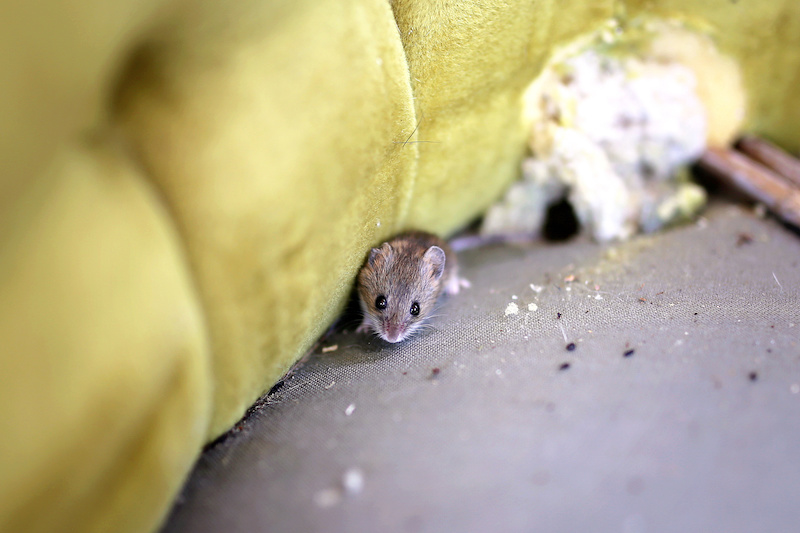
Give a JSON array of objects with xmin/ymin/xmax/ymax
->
[{"xmin": 356, "ymin": 231, "xmax": 470, "ymax": 343}]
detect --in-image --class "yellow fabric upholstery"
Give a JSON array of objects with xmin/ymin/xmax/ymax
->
[
  {"xmin": 0, "ymin": 139, "xmax": 211, "ymax": 533},
  {"xmin": 113, "ymin": 0, "xmax": 418, "ymax": 439},
  {"xmin": 1, "ymin": 1, "xmax": 798, "ymax": 532}
]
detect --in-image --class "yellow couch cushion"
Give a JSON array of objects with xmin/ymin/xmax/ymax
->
[
  {"xmin": 0, "ymin": 139, "xmax": 210, "ymax": 533},
  {"xmin": 113, "ymin": 0, "xmax": 418, "ymax": 438}
]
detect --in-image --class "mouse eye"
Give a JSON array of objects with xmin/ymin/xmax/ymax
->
[
  {"xmin": 410, "ymin": 302, "xmax": 420, "ymax": 316},
  {"xmin": 375, "ymin": 295, "xmax": 387, "ymax": 310}
]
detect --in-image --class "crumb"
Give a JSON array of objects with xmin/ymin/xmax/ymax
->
[
  {"xmin": 623, "ymin": 349, "xmax": 635, "ymax": 357},
  {"xmin": 322, "ymin": 344, "xmax": 338, "ymax": 353},
  {"xmin": 566, "ymin": 342, "xmax": 576, "ymax": 351},
  {"xmin": 528, "ymin": 303, "xmax": 538, "ymax": 311},
  {"xmin": 342, "ymin": 468, "xmax": 365, "ymax": 495},
  {"xmin": 530, "ymin": 284, "xmax": 544, "ymax": 293},
  {"xmin": 325, "ymin": 381, "xmax": 336, "ymax": 389},
  {"xmin": 345, "ymin": 404, "xmax": 356, "ymax": 416},
  {"xmin": 512, "ymin": 294, "xmax": 518, "ymax": 300},
  {"xmin": 559, "ymin": 362, "xmax": 571, "ymax": 371},
  {"xmin": 430, "ymin": 367, "xmax": 441, "ymax": 378},
  {"xmin": 564, "ymin": 274, "xmax": 576, "ymax": 282},
  {"xmin": 638, "ymin": 297, "xmax": 647, "ymax": 303},
  {"xmin": 505, "ymin": 302, "xmax": 520, "ymax": 316}
]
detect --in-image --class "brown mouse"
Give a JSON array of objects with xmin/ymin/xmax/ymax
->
[{"xmin": 356, "ymin": 231, "xmax": 469, "ymax": 343}]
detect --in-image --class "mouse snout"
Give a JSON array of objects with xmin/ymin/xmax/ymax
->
[{"xmin": 382, "ymin": 320, "xmax": 405, "ymax": 343}]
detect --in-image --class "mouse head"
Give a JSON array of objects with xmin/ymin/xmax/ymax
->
[{"xmin": 357, "ymin": 241, "xmax": 446, "ymax": 343}]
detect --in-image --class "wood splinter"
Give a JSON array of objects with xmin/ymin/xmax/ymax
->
[
  {"xmin": 736, "ymin": 136, "xmax": 800, "ymax": 188},
  {"xmin": 698, "ymin": 139, "xmax": 800, "ymax": 229}
]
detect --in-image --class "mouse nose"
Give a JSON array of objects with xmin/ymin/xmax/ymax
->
[{"xmin": 384, "ymin": 322, "xmax": 404, "ymax": 343}]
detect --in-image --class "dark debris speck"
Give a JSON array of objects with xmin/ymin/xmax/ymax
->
[
  {"xmin": 566, "ymin": 342, "xmax": 576, "ymax": 351},
  {"xmin": 748, "ymin": 371, "xmax": 758, "ymax": 382},
  {"xmin": 623, "ymin": 349, "xmax": 635, "ymax": 357},
  {"xmin": 268, "ymin": 380, "xmax": 286, "ymax": 395},
  {"xmin": 736, "ymin": 232, "xmax": 754, "ymax": 247},
  {"xmin": 559, "ymin": 362, "xmax": 571, "ymax": 371}
]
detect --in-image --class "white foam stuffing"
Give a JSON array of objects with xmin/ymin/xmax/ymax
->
[{"xmin": 482, "ymin": 38, "xmax": 708, "ymax": 242}]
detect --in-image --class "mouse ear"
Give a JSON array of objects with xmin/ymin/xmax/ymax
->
[
  {"xmin": 368, "ymin": 242, "xmax": 393, "ymax": 267},
  {"xmin": 423, "ymin": 245, "xmax": 446, "ymax": 281}
]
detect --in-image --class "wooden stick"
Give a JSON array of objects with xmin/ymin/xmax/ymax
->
[
  {"xmin": 698, "ymin": 147, "xmax": 800, "ymax": 228},
  {"xmin": 737, "ymin": 135, "xmax": 800, "ymax": 188}
]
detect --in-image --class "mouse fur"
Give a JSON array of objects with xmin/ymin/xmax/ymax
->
[{"xmin": 356, "ymin": 231, "xmax": 468, "ymax": 343}]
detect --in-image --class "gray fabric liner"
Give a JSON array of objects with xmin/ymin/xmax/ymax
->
[{"xmin": 164, "ymin": 202, "xmax": 800, "ymax": 533}]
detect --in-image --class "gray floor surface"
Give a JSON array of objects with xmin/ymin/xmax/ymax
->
[{"xmin": 164, "ymin": 202, "xmax": 800, "ymax": 533}]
